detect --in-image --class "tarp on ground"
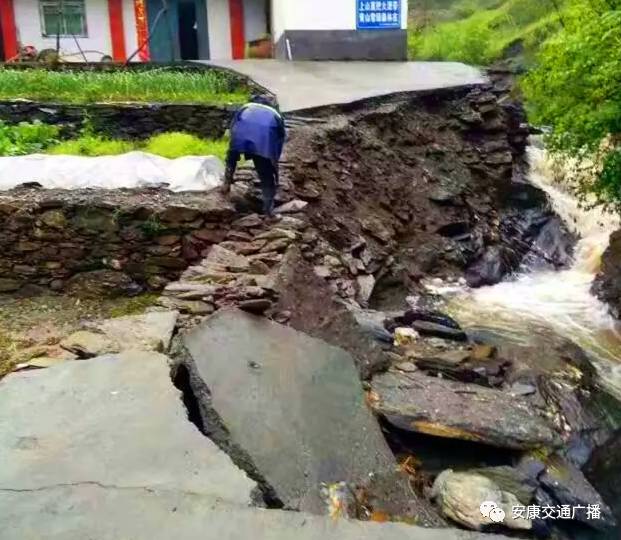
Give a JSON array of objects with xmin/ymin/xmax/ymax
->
[{"xmin": 0, "ymin": 151, "xmax": 224, "ymax": 192}]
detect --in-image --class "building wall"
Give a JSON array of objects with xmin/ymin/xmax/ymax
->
[
  {"xmin": 273, "ymin": 0, "xmax": 408, "ymax": 32},
  {"xmin": 272, "ymin": 0, "xmax": 408, "ymax": 61},
  {"xmin": 13, "ymin": 0, "xmax": 114, "ymax": 61},
  {"xmin": 207, "ymin": 0, "xmax": 232, "ymax": 59}
]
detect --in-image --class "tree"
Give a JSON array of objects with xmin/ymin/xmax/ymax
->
[{"xmin": 522, "ymin": 0, "xmax": 621, "ymax": 208}]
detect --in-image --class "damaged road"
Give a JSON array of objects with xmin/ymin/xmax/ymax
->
[{"xmin": 180, "ymin": 308, "xmax": 441, "ymax": 523}]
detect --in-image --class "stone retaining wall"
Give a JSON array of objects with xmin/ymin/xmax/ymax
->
[
  {"xmin": 0, "ymin": 188, "xmax": 236, "ymax": 294},
  {"xmin": 0, "ymin": 101, "xmax": 234, "ymax": 140}
]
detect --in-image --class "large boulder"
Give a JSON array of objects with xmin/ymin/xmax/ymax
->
[
  {"xmin": 180, "ymin": 309, "xmax": 435, "ymax": 520},
  {"xmin": 0, "ymin": 351, "xmax": 256, "ymax": 504},
  {"xmin": 370, "ymin": 370, "xmax": 559, "ymax": 450},
  {"xmin": 431, "ymin": 470, "xmax": 531, "ymax": 531},
  {"xmin": 593, "ymin": 228, "xmax": 621, "ymax": 319}
]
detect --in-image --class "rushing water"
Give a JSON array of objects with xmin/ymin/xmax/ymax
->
[{"xmin": 426, "ymin": 144, "xmax": 621, "ymax": 397}]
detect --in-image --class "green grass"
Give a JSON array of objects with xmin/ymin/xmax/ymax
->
[
  {"xmin": 48, "ymin": 132, "xmax": 230, "ymax": 160},
  {"xmin": 409, "ymin": 0, "xmax": 564, "ymax": 65},
  {"xmin": 0, "ymin": 68, "xmax": 249, "ymax": 105},
  {"xmin": 144, "ymin": 132, "xmax": 229, "ymax": 160}
]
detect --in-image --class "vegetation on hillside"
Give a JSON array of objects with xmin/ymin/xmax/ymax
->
[
  {"xmin": 411, "ymin": 0, "xmax": 621, "ymax": 209},
  {"xmin": 522, "ymin": 0, "xmax": 621, "ymax": 208},
  {"xmin": 409, "ymin": 0, "xmax": 564, "ymax": 65},
  {"xmin": 0, "ymin": 68, "xmax": 248, "ymax": 105}
]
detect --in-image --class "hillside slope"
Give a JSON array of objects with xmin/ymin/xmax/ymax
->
[{"xmin": 409, "ymin": 0, "xmax": 564, "ymax": 66}]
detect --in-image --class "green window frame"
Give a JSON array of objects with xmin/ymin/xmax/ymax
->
[{"xmin": 39, "ymin": 0, "xmax": 88, "ymax": 38}]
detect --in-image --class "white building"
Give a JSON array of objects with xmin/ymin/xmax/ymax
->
[{"xmin": 1, "ymin": 0, "xmax": 409, "ymax": 62}]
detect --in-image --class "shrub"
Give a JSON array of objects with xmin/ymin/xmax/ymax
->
[
  {"xmin": 0, "ymin": 120, "xmax": 59, "ymax": 156},
  {"xmin": 522, "ymin": 0, "xmax": 621, "ymax": 208}
]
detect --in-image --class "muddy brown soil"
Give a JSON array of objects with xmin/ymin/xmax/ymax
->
[{"xmin": 275, "ymin": 85, "xmax": 565, "ymax": 311}]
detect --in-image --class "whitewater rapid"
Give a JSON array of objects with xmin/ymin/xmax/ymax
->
[{"xmin": 426, "ymin": 144, "xmax": 621, "ymax": 395}]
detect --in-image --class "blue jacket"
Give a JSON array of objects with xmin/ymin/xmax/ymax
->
[{"xmin": 229, "ymin": 103, "xmax": 286, "ymax": 163}]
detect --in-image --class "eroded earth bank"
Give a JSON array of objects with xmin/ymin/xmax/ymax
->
[{"xmin": 1, "ymin": 82, "xmax": 619, "ymax": 540}]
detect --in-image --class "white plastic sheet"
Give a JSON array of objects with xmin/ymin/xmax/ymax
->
[{"xmin": 0, "ymin": 151, "xmax": 225, "ymax": 192}]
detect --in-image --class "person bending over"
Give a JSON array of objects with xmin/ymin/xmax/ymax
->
[{"xmin": 222, "ymin": 95, "xmax": 286, "ymax": 218}]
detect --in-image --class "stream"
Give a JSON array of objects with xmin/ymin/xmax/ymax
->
[
  {"xmin": 428, "ymin": 143, "xmax": 621, "ymax": 400},
  {"xmin": 424, "ymin": 142, "xmax": 621, "ymax": 536}
]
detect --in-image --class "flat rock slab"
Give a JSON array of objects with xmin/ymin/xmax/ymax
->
[
  {"xmin": 61, "ymin": 311, "xmax": 179, "ymax": 358},
  {"xmin": 96, "ymin": 310, "xmax": 178, "ymax": 352},
  {"xmin": 0, "ymin": 351, "xmax": 255, "ymax": 504},
  {"xmin": 182, "ymin": 309, "xmax": 397, "ymax": 514},
  {"xmin": 0, "ymin": 485, "xmax": 512, "ymax": 540},
  {"xmin": 371, "ymin": 370, "xmax": 559, "ymax": 450}
]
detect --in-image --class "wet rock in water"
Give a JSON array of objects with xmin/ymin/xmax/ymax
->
[
  {"xmin": 370, "ymin": 370, "xmax": 559, "ymax": 450},
  {"xmin": 585, "ymin": 430, "xmax": 621, "ymax": 530},
  {"xmin": 387, "ymin": 309, "xmax": 462, "ymax": 332},
  {"xmin": 593, "ymin": 228, "xmax": 621, "ymax": 319},
  {"xmin": 0, "ymin": 351, "xmax": 257, "ymax": 507},
  {"xmin": 410, "ymin": 320, "xmax": 468, "ymax": 342},
  {"xmin": 181, "ymin": 309, "xmax": 427, "ymax": 517},
  {"xmin": 431, "ymin": 470, "xmax": 531, "ymax": 531},
  {"xmin": 386, "ymin": 308, "xmax": 468, "ymax": 342},
  {"xmin": 538, "ymin": 376, "xmax": 611, "ymax": 467},
  {"xmin": 537, "ymin": 454, "xmax": 616, "ymax": 530},
  {"xmin": 466, "ymin": 246, "xmax": 515, "ymax": 287},
  {"xmin": 521, "ymin": 216, "xmax": 576, "ymax": 270},
  {"xmin": 64, "ymin": 270, "xmax": 142, "ymax": 298}
]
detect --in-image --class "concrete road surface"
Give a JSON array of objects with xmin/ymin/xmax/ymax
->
[{"xmin": 201, "ymin": 60, "xmax": 487, "ymax": 112}]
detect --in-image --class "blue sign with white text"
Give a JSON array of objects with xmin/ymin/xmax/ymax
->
[{"xmin": 357, "ymin": 0, "xmax": 401, "ymax": 29}]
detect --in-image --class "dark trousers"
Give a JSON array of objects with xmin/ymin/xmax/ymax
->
[{"xmin": 225, "ymin": 150, "xmax": 278, "ymax": 216}]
